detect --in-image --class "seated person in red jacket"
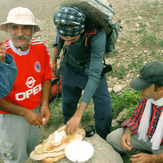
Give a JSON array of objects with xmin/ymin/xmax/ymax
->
[{"xmin": 107, "ymin": 61, "xmax": 163, "ymax": 163}]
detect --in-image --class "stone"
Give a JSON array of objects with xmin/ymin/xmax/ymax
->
[
  {"xmin": 24, "ymin": 134, "xmax": 123, "ymax": 163},
  {"xmin": 111, "ymin": 119, "xmax": 120, "ymax": 127},
  {"xmin": 107, "ymin": 81, "xmax": 114, "ymax": 88},
  {"xmin": 137, "ymin": 16, "xmax": 142, "ymax": 19},
  {"xmin": 116, "ymin": 108, "xmax": 129, "ymax": 121},
  {"xmin": 144, "ymin": 50, "xmax": 148, "ymax": 53},
  {"xmin": 108, "ymin": 88, "xmax": 113, "ymax": 92},
  {"xmin": 57, "ymin": 134, "xmax": 123, "ymax": 163},
  {"xmin": 113, "ymin": 84, "xmax": 126, "ymax": 93}
]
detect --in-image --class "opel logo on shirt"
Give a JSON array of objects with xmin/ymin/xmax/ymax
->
[
  {"xmin": 25, "ymin": 76, "xmax": 36, "ymax": 88},
  {"xmin": 15, "ymin": 76, "xmax": 42, "ymax": 101}
]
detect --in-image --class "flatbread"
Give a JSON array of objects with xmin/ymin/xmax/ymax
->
[
  {"xmin": 40, "ymin": 154, "xmax": 65, "ymax": 163},
  {"xmin": 30, "ymin": 125, "xmax": 85, "ymax": 162},
  {"xmin": 30, "ymin": 150, "xmax": 65, "ymax": 161}
]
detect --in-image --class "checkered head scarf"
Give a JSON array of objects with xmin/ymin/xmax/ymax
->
[{"xmin": 53, "ymin": 6, "xmax": 86, "ymax": 37}]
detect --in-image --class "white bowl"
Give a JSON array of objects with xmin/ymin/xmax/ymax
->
[{"xmin": 65, "ymin": 140, "xmax": 94, "ymax": 163}]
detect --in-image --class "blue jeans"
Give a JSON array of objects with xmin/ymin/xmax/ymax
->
[{"xmin": 61, "ymin": 64, "xmax": 112, "ymax": 139}]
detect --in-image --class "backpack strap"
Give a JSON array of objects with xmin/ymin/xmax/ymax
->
[
  {"xmin": 84, "ymin": 29, "xmax": 97, "ymax": 48},
  {"xmin": 84, "ymin": 29, "xmax": 112, "ymax": 76},
  {"xmin": 54, "ymin": 29, "xmax": 97, "ymax": 56},
  {"xmin": 53, "ymin": 33, "xmax": 65, "ymax": 59},
  {"xmin": 54, "ymin": 29, "xmax": 112, "ymax": 77}
]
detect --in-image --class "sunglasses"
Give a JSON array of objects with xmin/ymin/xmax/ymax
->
[{"xmin": 55, "ymin": 21, "xmax": 80, "ymax": 29}]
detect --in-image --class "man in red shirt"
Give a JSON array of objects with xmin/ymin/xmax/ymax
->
[
  {"xmin": 107, "ymin": 61, "xmax": 163, "ymax": 163},
  {"xmin": 0, "ymin": 7, "xmax": 53, "ymax": 162}
]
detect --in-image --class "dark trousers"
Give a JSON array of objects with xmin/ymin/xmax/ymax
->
[{"xmin": 61, "ymin": 64, "xmax": 112, "ymax": 139}]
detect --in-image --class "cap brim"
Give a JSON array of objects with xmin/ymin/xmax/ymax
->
[
  {"xmin": 129, "ymin": 76, "xmax": 152, "ymax": 90},
  {"xmin": 0, "ymin": 22, "xmax": 41, "ymax": 33}
]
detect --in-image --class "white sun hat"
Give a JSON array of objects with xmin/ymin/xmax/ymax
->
[{"xmin": 0, "ymin": 7, "xmax": 41, "ymax": 33}]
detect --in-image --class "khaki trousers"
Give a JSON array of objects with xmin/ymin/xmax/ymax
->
[
  {"xmin": 106, "ymin": 128, "xmax": 163, "ymax": 155},
  {"xmin": 0, "ymin": 106, "xmax": 40, "ymax": 163}
]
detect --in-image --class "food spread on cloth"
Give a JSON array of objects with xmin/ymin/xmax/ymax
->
[{"xmin": 30, "ymin": 125, "xmax": 86, "ymax": 163}]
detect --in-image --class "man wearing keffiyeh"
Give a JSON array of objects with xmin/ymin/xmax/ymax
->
[
  {"xmin": 52, "ymin": 2, "xmax": 112, "ymax": 140},
  {"xmin": 107, "ymin": 61, "xmax": 163, "ymax": 163}
]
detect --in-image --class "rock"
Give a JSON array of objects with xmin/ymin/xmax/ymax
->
[
  {"xmin": 113, "ymin": 84, "xmax": 126, "ymax": 93},
  {"xmin": 108, "ymin": 88, "xmax": 113, "ymax": 92},
  {"xmin": 25, "ymin": 134, "xmax": 123, "ymax": 163},
  {"xmin": 144, "ymin": 50, "xmax": 148, "ymax": 53},
  {"xmin": 137, "ymin": 16, "xmax": 142, "ymax": 19},
  {"xmin": 116, "ymin": 108, "xmax": 129, "ymax": 121},
  {"xmin": 107, "ymin": 81, "xmax": 114, "ymax": 88},
  {"xmin": 112, "ymin": 108, "xmax": 130, "ymax": 127},
  {"xmin": 111, "ymin": 77, "xmax": 118, "ymax": 84},
  {"xmin": 58, "ymin": 134, "xmax": 123, "ymax": 163},
  {"xmin": 112, "ymin": 119, "xmax": 120, "ymax": 127}
]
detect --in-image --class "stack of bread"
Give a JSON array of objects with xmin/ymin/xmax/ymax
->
[{"xmin": 30, "ymin": 125, "xmax": 86, "ymax": 163}]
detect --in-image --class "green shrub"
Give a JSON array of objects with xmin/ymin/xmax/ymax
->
[{"xmin": 111, "ymin": 89, "xmax": 142, "ymax": 119}]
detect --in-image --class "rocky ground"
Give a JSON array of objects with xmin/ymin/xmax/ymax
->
[
  {"xmin": 0, "ymin": 0, "xmax": 162, "ymax": 162},
  {"xmin": 0, "ymin": 0, "xmax": 162, "ymax": 78}
]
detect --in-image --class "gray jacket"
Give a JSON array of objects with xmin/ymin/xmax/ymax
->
[{"xmin": 58, "ymin": 29, "xmax": 106, "ymax": 103}]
